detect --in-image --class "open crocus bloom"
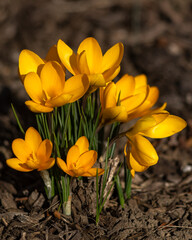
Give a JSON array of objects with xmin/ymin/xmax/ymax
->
[
  {"xmin": 24, "ymin": 61, "xmax": 89, "ymax": 113},
  {"xmin": 57, "ymin": 136, "xmax": 104, "ymax": 177},
  {"xmin": 57, "ymin": 37, "xmax": 124, "ymax": 92},
  {"xmin": 19, "ymin": 46, "xmax": 62, "ymax": 82},
  {"xmin": 125, "ymin": 109, "xmax": 187, "ymax": 177},
  {"xmin": 100, "ymin": 74, "xmax": 157, "ymax": 124},
  {"xmin": 6, "ymin": 127, "xmax": 55, "ymax": 172}
]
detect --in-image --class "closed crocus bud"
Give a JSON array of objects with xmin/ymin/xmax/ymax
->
[{"xmin": 124, "ymin": 134, "xmax": 158, "ymax": 178}]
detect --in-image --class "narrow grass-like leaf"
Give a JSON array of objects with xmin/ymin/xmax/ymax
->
[{"xmin": 11, "ymin": 104, "xmax": 25, "ymax": 135}]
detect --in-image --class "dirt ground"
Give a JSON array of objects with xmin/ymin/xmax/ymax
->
[{"xmin": 0, "ymin": 0, "xmax": 192, "ymax": 239}]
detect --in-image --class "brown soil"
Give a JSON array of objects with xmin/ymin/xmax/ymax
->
[{"xmin": 0, "ymin": 0, "xmax": 192, "ymax": 239}]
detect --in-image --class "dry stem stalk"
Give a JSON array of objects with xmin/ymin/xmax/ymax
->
[{"xmin": 103, "ymin": 156, "xmax": 120, "ymax": 208}]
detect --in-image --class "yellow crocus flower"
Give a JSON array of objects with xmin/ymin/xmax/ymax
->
[
  {"xmin": 125, "ymin": 109, "xmax": 187, "ymax": 177},
  {"xmin": 23, "ymin": 61, "xmax": 89, "ymax": 113},
  {"xmin": 57, "ymin": 136, "xmax": 104, "ymax": 177},
  {"xmin": 6, "ymin": 127, "xmax": 55, "ymax": 172},
  {"xmin": 57, "ymin": 37, "xmax": 124, "ymax": 92},
  {"xmin": 100, "ymin": 74, "xmax": 158, "ymax": 124}
]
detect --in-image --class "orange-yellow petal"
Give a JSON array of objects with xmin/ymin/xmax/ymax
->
[
  {"xmin": 57, "ymin": 157, "xmax": 75, "ymax": 176},
  {"xmin": 63, "ymin": 74, "xmax": 89, "ymax": 102},
  {"xmin": 121, "ymin": 91, "xmax": 147, "ymax": 113},
  {"xmin": 57, "ymin": 39, "xmax": 79, "ymax": 75},
  {"xmin": 134, "ymin": 74, "xmax": 147, "ymax": 88},
  {"xmin": 45, "ymin": 44, "xmax": 61, "ymax": 63},
  {"xmin": 102, "ymin": 42, "xmax": 124, "ymax": 72},
  {"xmin": 24, "ymin": 72, "xmax": 44, "ymax": 104},
  {"xmin": 81, "ymin": 168, "xmax": 104, "ymax": 177},
  {"xmin": 77, "ymin": 50, "xmax": 90, "ymax": 74},
  {"xmin": 66, "ymin": 145, "xmax": 80, "ymax": 169},
  {"xmin": 75, "ymin": 136, "xmax": 89, "ymax": 155},
  {"xmin": 116, "ymin": 74, "xmax": 135, "ymax": 100},
  {"xmin": 127, "ymin": 113, "xmax": 169, "ymax": 136},
  {"xmin": 129, "ymin": 86, "xmax": 159, "ymax": 119},
  {"xmin": 77, "ymin": 37, "xmax": 103, "ymax": 74},
  {"xmin": 103, "ymin": 65, "xmax": 121, "ymax": 83},
  {"xmin": 102, "ymin": 106, "xmax": 128, "ymax": 124},
  {"xmin": 40, "ymin": 61, "xmax": 65, "ymax": 98},
  {"xmin": 6, "ymin": 158, "xmax": 33, "ymax": 172},
  {"xmin": 77, "ymin": 150, "xmax": 97, "ymax": 171},
  {"xmin": 19, "ymin": 49, "xmax": 45, "ymax": 81},
  {"xmin": 38, "ymin": 157, "xmax": 55, "ymax": 171},
  {"xmin": 131, "ymin": 135, "xmax": 159, "ymax": 166},
  {"xmin": 36, "ymin": 139, "xmax": 53, "ymax": 163},
  {"xmin": 88, "ymin": 74, "xmax": 106, "ymax": 88},
  {"xmin": 47, "ymin": 93, "xmax": 72, "ymax": 108},
  {"xmin": 25, "ymin": 100, "xmax": 53, "ymax": 113},
  {"xmin": 103, "ymin": 82, "xmax": 117, "ymax": 109},
  {"xmin": 12, "ymin": 139, "xmax": 32, "ymax": 162},
  {"xmin": 129, "ymin": 153, "xmax": 149, "ymax": 172},
  {"xmin": 25, "ymin": 127, "xmax": 42, "ymax": 153},
  {"xmin": 143, "ymin": 115, "xmax": 187, "ymax": 138}
]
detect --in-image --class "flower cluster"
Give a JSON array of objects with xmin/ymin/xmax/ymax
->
[{"xmin": 6, "ymin": 37, "xmax": 186, "ymax": 218}]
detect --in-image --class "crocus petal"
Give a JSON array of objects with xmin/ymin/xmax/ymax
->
[
  {"xmin": 75, "ymin": 136, "xmax": 89, "ymax": 155},
  {"xmin": 77, "ymin": 50, "xmax": 90, "ymax": 74},
  {"xmin": 41, "ymin": 61, "xmax": 65, "ymax": 98},
  {"xmin": 116, "ymin": 74, "xmax": 135, "ymax": 101},
  {"xmin": 129, "ymin": 153, "xmax": 149, "ymax": 172},
  {"xmin": 121, "ymin": 91, "xmax": 147, "ymax": 113},
  {"xmin": 77, "ymin": 37, "xmax": 103, "ymax": 74},
  {"xmin": 45, "ymin": 44, "xmax": 62, "ymax": 63},
  {"xmin": 88, "ymin": 74, "xmax": 106, "ymax": 88},
  {"xmin": 131, "ymin": 135, "xmax": 159, "ymax": 166},
  {"xmin": 25, "ymin": 100, "xmax": 53, "ymax": 113},
  {"xmin": 63, "ymin": 74, "xmax": 89, "ymax": 102},
  {"xmin": 134, "ymin": 74, "xmax": 147, "ymax": 88},
  {"xmin": 12, "ymin": 139, "xmax": 32, "ymax": 162},
  {"xmin": 66, "ymin": 145, "xmax": 80, "ymax": 169},
  {"xmin": 25, "ymin": 127, "xmax": 42, "ymax": 153},
  {"xmin": 57, "ymin": 39, "xmax": 79, "ymax": 75},
  {"xmin": 103, "ymin": 82, "xmax": 117, "ymax": 108},
  {"xmin": 47, "ymin": 93, "xmax": 72, "ymax": 107},
  {"xmin": 102, "ymin": 42, "xmax": 124, "ymax": 72},
  {"xmin": 57, "ymin": 157, "xmax": 75, "ymax": 177},
  {"xmin": 6, "ymin": 158, "xmax": 33, "ymax": 172},
  {"xmin": 103, "ymin": 66, "xmax": 121, "ymax": 83},
  {"xmin": 145, "ymin": 86, "xmax": 159, "ymax": 107},
  {"xmin": 24, "ymin": 72, "xmax": 44, "ymax": 104},
  {"xmin": 81, "ymin": 168, "xmax": 104, "ymax": 177},
  {"xmin": 77, "ymin": 150, "xmax": 97, "ymax": 171},
  {"xmin": 102, "ymin": 106, "xmax": 128, "ymax": 124},
  {"xmin": 19, "ymin": 49, "xmax": 45, "ymax": 81},
  {"xmin": 36, "ymin": 139, "xmax": 53, "ymax": 163},
  {"xmin": 127, "ymin": 113, "xmax": 169, "ymax": 136},
  {"xmin": 38, "ymin": 157, "xmax": 55, "ymax": 171},
  {"xmin": 143, "ymin": 115, "xmax": 187, "ymax": 138},
  {"xmin": 129, "ymin": 86, "xmax": 159, "ymax": 119}
]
